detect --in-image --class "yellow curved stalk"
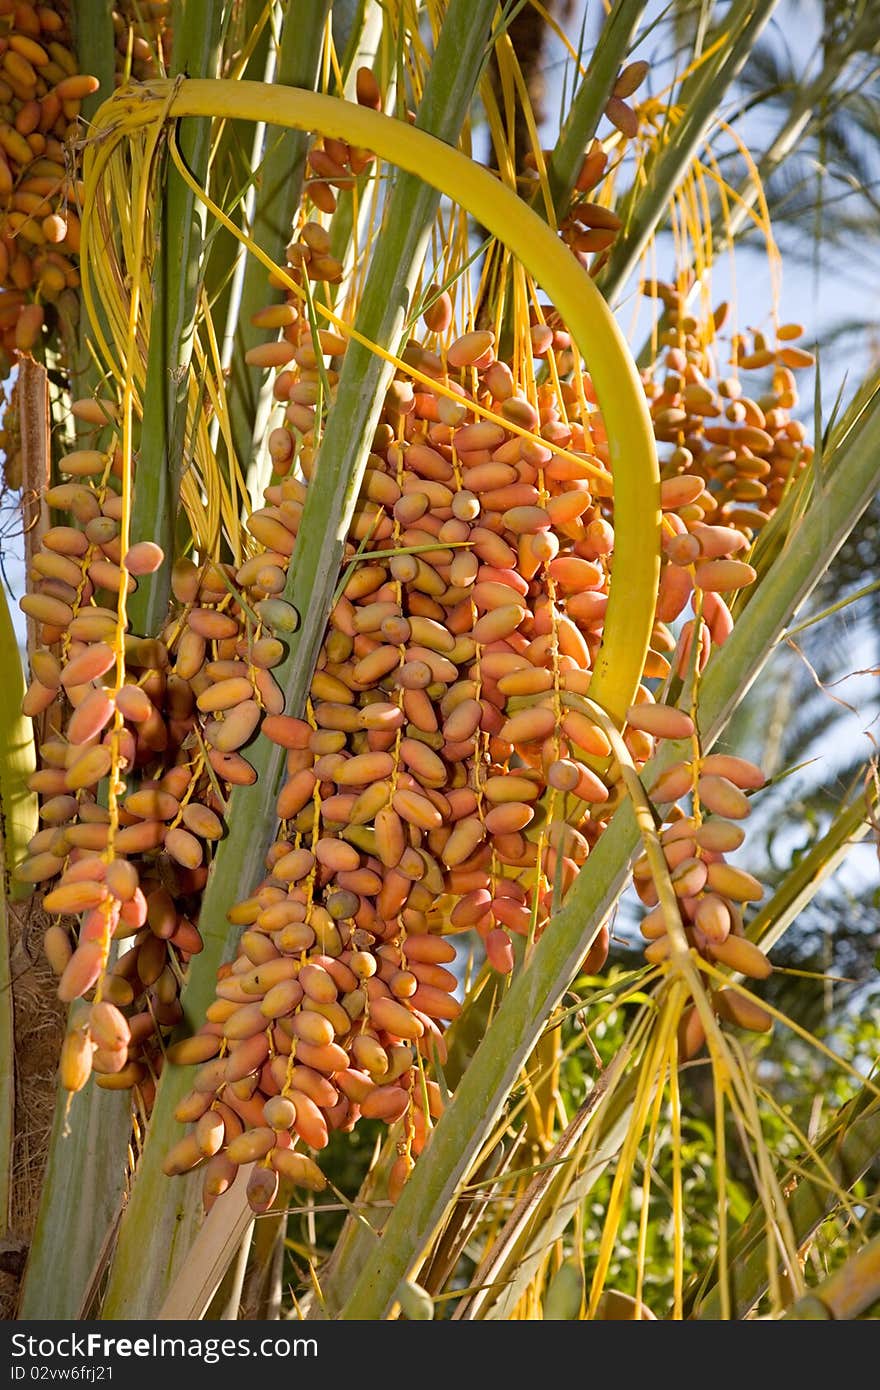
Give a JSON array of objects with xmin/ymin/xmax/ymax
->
[
  {"xmin": 85, "ymin": 77, "xmax": 660, "ymax": 723},
  {"xmin": 164, "ymin": 133, "xmax": 613, "ymax": 490}
]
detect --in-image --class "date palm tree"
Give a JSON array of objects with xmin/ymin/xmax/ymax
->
[{"xmin": 1, "ymin": 0, "xmax": 878, "ymax": 1321}]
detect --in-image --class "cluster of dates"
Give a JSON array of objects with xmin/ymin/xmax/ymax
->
[{"xmin": 13, "ymin": 55, "xmax": 812, "ymax": 1209}]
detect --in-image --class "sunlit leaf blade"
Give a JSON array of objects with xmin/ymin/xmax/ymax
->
[{"xmin": 16, "ymin": 1084, "xmax": 132, "ymax": 1319}]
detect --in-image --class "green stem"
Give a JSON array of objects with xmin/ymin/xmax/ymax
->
[
  {"xmin": 127, "ymin": 0, "xmax": 223, "ymax": 636},
  {"xmin": 226, "ymin": 0, "xmax": 331, "ymax": 505},
  {"xmin": 203, "ymin": 0, "xmax": 276, "ymax": 368},
  {"xmin": 782, "ymin": 577, "xmax": 880, "ymax": 640},
  {"xmin": 544, "ymin": 0, "xmax": 646, "ymax": 223},
  {"xmin": 332, "ymin": 0, "xmax": 370, "ymax": 76},
  {"xmin": 327, "ymin": 4, "xmax": 389, "ymax": 309},
  {"xmin": 207, "ymin": 1222, "xmax": 254, "ymax": 1320},
  {"xmin": 72, "ymin": 0, "xmax": 115, "ymax": 127},
  {"xmin": 67, "ymin": 9, "xmax": 117, "ymax": 457},
  {"xmin": 495, "ymin": 0, "xmax": 645, "ymax": 354}
]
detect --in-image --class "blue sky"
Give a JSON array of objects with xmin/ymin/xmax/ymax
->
[{"xmin": 539, "ymin": 0, "xmax": 879, "ymax": 410}]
